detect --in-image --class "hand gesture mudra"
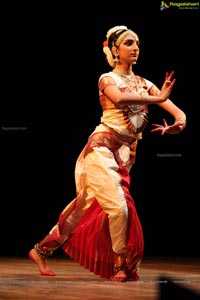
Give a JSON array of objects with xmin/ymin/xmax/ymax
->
[
  {"xmin": 159, "ymin": 71, "xmax": 176, "ymax": 101},
  {"xmin": 151, "ymin": 118, "xmax": 186, "ymax": 135}
]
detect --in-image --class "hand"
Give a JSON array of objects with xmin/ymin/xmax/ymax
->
[
  {"xmin": 159, "ymin": 71, "xmax": 176, "ymax": 101},
  {"xmin": 151, "ymin": 118, "xmax": 185, "ymax": 135}
]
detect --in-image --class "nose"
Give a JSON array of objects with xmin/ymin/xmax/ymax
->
[{"xmin": 133, "ymin": 42, "xmax": 139, "ymax": 50}]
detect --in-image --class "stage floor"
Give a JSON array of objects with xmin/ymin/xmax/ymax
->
[{"xmin": 0, "ymin": 256, "xmax": 199, "ymax": 300}]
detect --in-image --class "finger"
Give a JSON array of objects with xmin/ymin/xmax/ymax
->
[
  {"xmin": 170, "ymin": 78, "xmax": 176, "ymax": 87},
  {"xmin": 161, "ymin": 129, "xmax": 166, "ymax": 135},
  {"xmin": 151, "ymin": 123, "xmax": 162, "ymax": 128},
  {"xmin": 167, "ymin": 70, "xmax": 175, "ymax": 81},
  {"xmin": 163, "ymin": 119, "xmax": 168, "ymax": 127},
  {"xmin": 151, "ymin": 128, "xmax": 163, "ymax": 133}
]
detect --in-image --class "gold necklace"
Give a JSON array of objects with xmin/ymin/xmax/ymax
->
[
  {"xmin": 112, "ymin": 70, "xmax": 139, "ymax": 92},
  {"xmin": 112, "ymin": 70, "xmax": 146, "ymax": 114}
]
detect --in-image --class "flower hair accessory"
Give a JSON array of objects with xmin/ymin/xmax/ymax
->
[
  {"xmin": 103, "ymin": 39, "xmax": 115, "ymax": 68},
  {"xmin": 103, "ymin": 40, "xmax": 108, "ymax": 47}
]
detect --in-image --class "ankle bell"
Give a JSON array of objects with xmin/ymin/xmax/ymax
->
[
  {"xmin": 113, "ymin": 254, "xmax": 127, "ymax": 274},
  {"xmin": 34, "ymin": 243, "xmax": 53, "ymax": 260}
]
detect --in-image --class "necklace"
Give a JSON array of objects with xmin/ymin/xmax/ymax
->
[
  {"xmin": 111, "ymin": 70, "xmax": 148, "ymax": 133},
  {"xmin": 112, "ymin": 70, "xmax": 139, "ymax": 92}
]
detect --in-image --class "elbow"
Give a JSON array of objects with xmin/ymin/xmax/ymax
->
[{"xmin": 115, "ymin": 94, "xmax": 127, "ymax": 105}]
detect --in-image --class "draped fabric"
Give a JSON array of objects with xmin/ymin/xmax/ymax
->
[{"xmin": 62, "ymin": 164, "xmax": 144, "ymax": 280}]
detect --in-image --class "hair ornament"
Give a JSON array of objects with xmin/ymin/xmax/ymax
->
[{"xmin": 103, "ymin": 40, "xmax": 108, "ymax": 47}]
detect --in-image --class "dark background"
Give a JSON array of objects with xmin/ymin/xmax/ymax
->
[{"xmin": 1, "ymin": 2, "xmax": 199, "ymax": 258}]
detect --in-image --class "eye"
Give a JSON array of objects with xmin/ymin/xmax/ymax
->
[
  {"xmin": 125, "ymin": 40, "xmax": 134, "ymax": 46},
  {"xmin": 124, "ymin": 39, "xmax": 140, "ymax": 47}
]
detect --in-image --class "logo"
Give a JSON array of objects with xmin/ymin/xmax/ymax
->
[{"xmin": 160, "ymin": 1, "xmax": 199, "ymax": 10}]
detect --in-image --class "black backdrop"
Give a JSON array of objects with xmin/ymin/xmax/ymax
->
[{"xmin": 1, "ymin": 2, "xmax": 199, "ymax": 258}]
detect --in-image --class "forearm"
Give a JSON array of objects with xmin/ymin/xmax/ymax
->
[
  {"xmin": 159, "ymin": 100, "xmax": 186, "ymax": 124},
  {"xmin": 116, "ymin": 92, "xmax": 166, "ymax": 105}
]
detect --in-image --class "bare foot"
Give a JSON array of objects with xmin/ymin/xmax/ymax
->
[
  {"xmin": 111, "ymin": 270, "xmax": 127, "ymax": 282},
  {"xmin": 29, "ymin": 249, "xmax": 56, "ymax": 276}
]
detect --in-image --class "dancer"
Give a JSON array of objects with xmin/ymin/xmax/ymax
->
[{"xmin": 29, "ymin": 25, "xmax": 186, "ymax": 282}]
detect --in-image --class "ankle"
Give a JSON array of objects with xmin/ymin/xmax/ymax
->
[
  {"xmin": 34, "ymin": 243, "xmax": 53, "ymax": 260},
  {"xmin": 111, "ymin": 254, "xmax": 127, "ymax": 282},
  {"xmin": 113, "ymin": 254, "xmax": 127, "ymax": 271}
]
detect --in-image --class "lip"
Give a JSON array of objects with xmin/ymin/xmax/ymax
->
[
  {"xmin": 131, "ymin": 55, "xmax": 138, "ymax": 60},
  {"xmin": 131, "ymin": 53, "xmax": 138, "ymax": 58}
]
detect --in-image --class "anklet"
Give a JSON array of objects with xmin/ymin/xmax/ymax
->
[
  {"xmin": 34, "ymin": 243, "xmax": 53, "ymax": 260},
  {"xmin": 113, "ymin": 264, "xmax": 127, "ymax": 274}
]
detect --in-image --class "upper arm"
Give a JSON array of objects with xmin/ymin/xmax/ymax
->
[{"xmin": 99, "ymin": 76, "xmax": 124, "ymax": 105}]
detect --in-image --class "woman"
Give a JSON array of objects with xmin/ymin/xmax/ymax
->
[{"xmin": 29, "ymin": 25, "xmax": 186, "ymax": 282}]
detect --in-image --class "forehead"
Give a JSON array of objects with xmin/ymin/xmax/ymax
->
[{"xmin": 122, "ymin": 33, "xmax": 139, "ymax": 42}]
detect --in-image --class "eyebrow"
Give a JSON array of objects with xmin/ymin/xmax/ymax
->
[{"xmin": 123, "ymin": 38, "xmax": 138, "ymax": 42}]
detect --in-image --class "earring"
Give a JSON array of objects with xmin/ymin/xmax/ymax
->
[{"xmin": 114, "ymin": 56, "xmax": 119, "ymax": 64}]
